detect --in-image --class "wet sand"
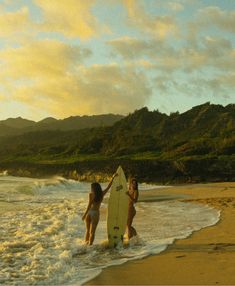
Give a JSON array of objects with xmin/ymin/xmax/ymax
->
[{"xmin": 87, "ymin": 182, "xmax": 235, "ymax": 285}]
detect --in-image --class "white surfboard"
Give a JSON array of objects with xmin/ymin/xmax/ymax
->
[{"xmin": 107, "ymin": 166, "xmax": 128, "ymax": 248}]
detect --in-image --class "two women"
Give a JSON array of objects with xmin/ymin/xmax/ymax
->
[{"xmin": 83, "ymin": 174, "xmax": 138, "ymax": 245}]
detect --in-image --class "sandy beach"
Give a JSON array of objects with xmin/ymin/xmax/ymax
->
[{"xmin": 87, "ymin": 182, "xmax": 235, "ymax": 285}]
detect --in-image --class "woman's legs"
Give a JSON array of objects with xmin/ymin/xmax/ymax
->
[
  {"xmin": 130, "ymin": 226, "xmax": 137, "ymax": 238},
  {"xmin": 85, "ymin": 212, "xmax": 100, "ymax": 245},
  {"xmin": 89, "ymin": 215, "xmax": 99, "ymax": 245},
  {"xmin": 85, "ymin": 215, "xmax": 91, "ymax": 244},
  {"xmin": 127, "ymin": 208, "xmax": 137, "ymax": 239}
]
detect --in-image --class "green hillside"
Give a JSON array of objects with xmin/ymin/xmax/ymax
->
[{"xmin": 0, "ymin": 103, "xmax": 234, "ymax": 182}]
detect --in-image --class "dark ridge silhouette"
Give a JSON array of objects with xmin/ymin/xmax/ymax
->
[
  {"xmin": 0, "ymin": 114, "xmax": 124, "ymax": 136},
  {"xmin": 0, "ymin": 117, "xmax": 35, "ymax": 129}
]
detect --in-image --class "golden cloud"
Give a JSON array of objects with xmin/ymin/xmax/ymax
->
[
  {"xmin": 123, "ymin": 0, "xmax": 178, "ymax": 38},
  {"xmin": 34, "ymin": 0, "xmax": 109, "ymax": 39},
  {"xmin": 0, "ymin": 39, "xmax": 151, "ymax": 117},
  {"xmin": 0, "ymin": 1, "xmax": 109, "ymax": 41},
  {"xmin": 11, "ymin": 64, "xmax": 152, "ymax": 117},
  {"xmin": 0, "ymin": 6, "xmax": 33, "ymax": 37},
  {"xmin": 0, "ymin": 39, "xmax": 91, "ymax": 80}
]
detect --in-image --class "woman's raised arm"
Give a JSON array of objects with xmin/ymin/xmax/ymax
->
[{"xmin": 102, "ymin": 173, "xmax": 117, "ymax": 196}]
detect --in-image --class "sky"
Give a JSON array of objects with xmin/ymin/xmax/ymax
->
[{"xmin": 0, "ymin": 0, "xmax": 234, "ymax": 121}]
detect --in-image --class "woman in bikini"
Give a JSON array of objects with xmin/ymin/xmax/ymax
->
[
  {"xmin": 82, "ymin": 174, "xmax": 116, "ymax": 245},
  {"xmin": 126, "ymin": 177, "xmax": 139, "ymax": 239}
]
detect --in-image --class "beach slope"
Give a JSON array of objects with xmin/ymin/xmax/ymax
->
[{"xmin": 87, "ymin": 182, "xmax": 235, "ymax": 285}]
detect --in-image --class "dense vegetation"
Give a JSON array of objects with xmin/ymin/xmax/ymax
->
[{"xmin": 0, "ymin": 102, "xmax": 234, "ymax": 183}]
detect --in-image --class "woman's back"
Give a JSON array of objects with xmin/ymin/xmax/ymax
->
[{"xmin": 89, "ymin": 192, "xmax": 102, "ymax": 211}]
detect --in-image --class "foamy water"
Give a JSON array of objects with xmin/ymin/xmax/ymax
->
[{"xmin": 0, "ymin": 175, "xmax": 220, "ymax": 285}]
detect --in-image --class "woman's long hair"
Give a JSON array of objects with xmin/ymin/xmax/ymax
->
[
  {"xmin": 91, "ymin": 182, "xmax": 103, "ymax": 202},
  {"xmin": 129, "ymin": 177, "xmax": 138, "ymax": 190}
]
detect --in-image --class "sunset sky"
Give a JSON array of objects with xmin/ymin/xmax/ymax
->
[{"xmin": 0, "ymin": 0, "xmax": 234, "ymax": 120}]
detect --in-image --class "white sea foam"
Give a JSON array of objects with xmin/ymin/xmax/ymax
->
[
  {"xmin": 138, "ymin": 182, "xmax": 171, "ymax": 190},
  {"xmin": 0, "ymin": 176, "xmax": 220, "ymax": 285},
  {"xmin": 0, "ymin": 170, "xmax": 8, "ymax": 176}
]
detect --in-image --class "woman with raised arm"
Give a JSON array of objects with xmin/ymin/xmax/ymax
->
[
  {"xmin": 126, "ymin": 177, "xmax": 139, "ymax": 239},
  {"xmin": 82, "ymin": 173, "xmax": 117, "ymax": 245}
]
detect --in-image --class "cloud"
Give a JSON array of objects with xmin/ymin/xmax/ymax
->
[
  {"xmin": 187, "ymin": 76, "xmax": 234, "ymax": 99},
  {"xmin": 219, "ymin": 72, "xmax": 235, "ymax": 89},
  {"xmin": 107, "ymin": 33, "xmax": 235, "ymax": 74},
  {"xmin": 34, "ymin": 0, "xmax": 109, "ymax": 39},
  {"xmin": 0, "ymin": 93, "xmax": 5, "ymax": 101},
  {"xmin": 107, "ymin": 36, "xmax": 175, "ymax": 59},
  {"xmin": 0, "ymin": 6, "xmax": 34, "ymax": 38},
  {"xmin": 0, "ymin": 0, "xmax": 234, "ymax": 119},
  {"xmin": 107, "ymin": 36, "xmax": 182, "ymax": 73},
  {"xmin": 73, "ymin": 64, "xmax": 152, "ymax": 115},
  {"xmin": 153, "ymin": 73, "xmax": 234, "ymax": 103},
  {"xmin": 0, "ymin": 1, "xmax": 109, "ymax": 41},
  {"xmin": 112, "ymin": 33, "xmax": 235, "ymax": 102},
  {"xmin": 12, "ymin": 64, "xmax": 152, "ymax": 117},
  {"xmin": 197, "ymin": 6, "xmax": 235, "ymax": 33},
  {"xmin": 122, "ymin": 0, "xmax": 178, "ymax": 38},
  {"xmin": 167, "ymin": 2, "xmax": 184, "ymax": 12},
  {"xmin": 0, "ymin": 39, "xmax": 151, "ymax": 117},
  {"xmin": 181, "ymin": 36, "xmax": 234, "ymax": 72},
  {"xmin": 0, "ymin": 39, "xmax": 88, "ymax": 114},
  {"xmin": 0, "ymin": 39, "xmax": 91, "ymax": 80}
]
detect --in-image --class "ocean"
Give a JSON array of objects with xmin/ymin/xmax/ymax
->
[{"xmin": 0, "ymin": 173, "xmax": 220, "ymax": 285}]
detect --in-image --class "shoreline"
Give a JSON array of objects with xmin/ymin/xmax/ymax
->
[
  {"xmin": 1, "ymin": 169, "xmax": 234, "ymax": 186},
  {"xmin": 86, "ymin": 182, "xmax": 235, "ymax": 285},
  {"xmin": 1, "ymin": 155, "xmax": 234, "ymax": 184}
]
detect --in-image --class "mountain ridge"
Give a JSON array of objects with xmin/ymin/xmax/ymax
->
[
  {"xmin": 0, "ymin": 102, "xmax": 234, "ymax": 159},
  {"xmin": 0, "ymin": 113, "xmax": 124, "ymax": 137}
]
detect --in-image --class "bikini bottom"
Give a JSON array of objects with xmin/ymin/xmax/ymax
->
[{"xmin": 87, "ymin": 209, "xmax": 99, "ymax": 220}]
